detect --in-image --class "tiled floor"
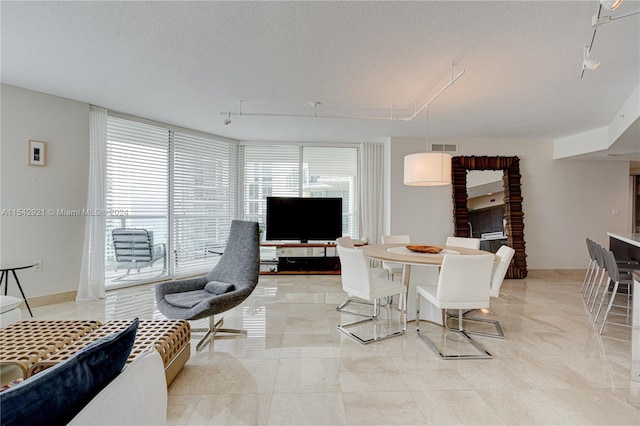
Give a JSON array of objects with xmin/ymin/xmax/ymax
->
[{"xmin": 31, "ymin": 274, "xmax": 639, "ymax": 425}]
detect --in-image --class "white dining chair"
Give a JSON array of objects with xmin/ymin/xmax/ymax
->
[
  {"xmin": 416, "ymin": 253, "xmax": 494, "ymax": 359},
  {"xmin": 445, "ymin": 236, "xmax": 481, "ymax": 250},
  {"xmin": 336, "ymin": 236, "xmax": 355, "ymax": 249},
  {"xmin": 336, "ymin": 243, "xmax": 407, "ymax": 344},
  {"xmin": 335, "ymin": 237, "xmax": 387, "ymax": 318},
  {"xmin": 381, "ymin": 234, "xmax": 411, "ymax": 280},
  {"xmin": 460, "ymin": 245, "xmax": 515, "ymax": 338}
]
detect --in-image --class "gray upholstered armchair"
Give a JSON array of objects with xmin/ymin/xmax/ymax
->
[{"xmin": 155, "ymin": 220, "xmax": 260, "ymax": 350}]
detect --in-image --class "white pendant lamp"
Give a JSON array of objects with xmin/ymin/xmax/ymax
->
[
  {"xmin": 403, "ymin": 106, "xmax": 452, "ymax": 187},
  {"xmin": 404, "ymin": 152, "xmax": 452, "ymax": 186}
]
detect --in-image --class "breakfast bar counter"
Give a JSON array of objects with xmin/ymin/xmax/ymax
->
[
  {"xmin": 608, "ymin": 233, "xmax": 640, "ymax": 382},
  {"xmin": 633, "ymin": 271, "xmax": 640, "ymax": 382},
  {"xmin": 607, "ymin": 232, "xmax": 640, "ymax": 262}
]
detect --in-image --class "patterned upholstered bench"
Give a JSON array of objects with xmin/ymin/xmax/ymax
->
[{"xmin": 0, "ymin": 319, "xmax": 190, "ymax": 385}]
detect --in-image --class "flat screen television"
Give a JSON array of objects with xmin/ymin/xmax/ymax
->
[{"xmin": 266, "ymin": 197, "xmax": 342, "ymax": 243}]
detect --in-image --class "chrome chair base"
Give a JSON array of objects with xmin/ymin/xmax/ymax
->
[
  {"xmin": 417, "ymin": 329, "xmax": 492, "ymax": 360},
  {"xmin": 598, "ymin": 282, "xmax": 633, "ymax": 335},
  {"xmin": 336, "ymin": 298, "xmax": 376, "ymax": 318},
  {"xmin": 337, "ymin": 298, "xmax": 407, "ymax": 345},
  {"xmin": 337, "ymin": 323, "xmax": 406, "ymax": 345},
  {"xmin": 192, "ymin": 316, "xmax": 247, "ymax": 351},
  {"xmin": 417, "ymin": 308, "xmax": 493, "ymax": 360},
  {"xmin": 336, "ymin": 297, "xmax": 391, "ymax": 318},
  {"xmin": 446, "ymin": 310, "xmax": 505, "ymax": 339}
]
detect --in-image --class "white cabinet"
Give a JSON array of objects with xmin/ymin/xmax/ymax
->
[{"xmin": 261, "ymin": 243, "xmax": 340, "ymax": 275}]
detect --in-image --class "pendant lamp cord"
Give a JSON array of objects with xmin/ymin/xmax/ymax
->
[{"xmin": 425, "ymin": 106, "xmax": 430, "ymax": 152}]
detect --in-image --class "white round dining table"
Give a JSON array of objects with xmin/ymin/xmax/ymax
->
[{"xmin": 359, "ymin": 243, "xmax": 494, "ymax": 324}]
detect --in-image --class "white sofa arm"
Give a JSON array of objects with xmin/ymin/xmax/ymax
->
[
  {"xmin": 0, "ymin": 296, "xmax": 23, "ymax": 328},
  {"xmin": 68, "ymin": 346, "xmax": 168, "ymax": 426}
]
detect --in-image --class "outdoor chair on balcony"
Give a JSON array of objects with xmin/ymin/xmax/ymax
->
[{"xmin": 111, "ymin": 228, "xmax": 166, "ymax": 279}]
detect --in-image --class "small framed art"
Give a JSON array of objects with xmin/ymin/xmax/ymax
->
[{"xmin": 28, "ymin": 140, "xmax": 46, "ymax": 166}]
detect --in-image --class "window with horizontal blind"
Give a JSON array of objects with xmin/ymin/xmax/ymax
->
[
  {"xmin": 173, "ymin": 132, "xmax": 236, "ymax": 276},
  {"xmin": 105, "ymin": 117, "xmax": 170, "ymax": 284},
  {"xmin": 105, "ymin": 116, "xmax": 236, "ymax": 287},
  {"xmin": 239, "ymin": 144, "xmax": 359, "ymax": 239},
  {"xmin": 238, "ymin": 145, "xmax": 300, "ymax": 229},
  {"xmin": 303, "ymin": 146, "xmax": 358, "ymax": 237}
]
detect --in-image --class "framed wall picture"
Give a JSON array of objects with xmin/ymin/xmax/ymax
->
[{"xmin": 28, "ymin": 140, "xmax": 46, "ymax": 166}]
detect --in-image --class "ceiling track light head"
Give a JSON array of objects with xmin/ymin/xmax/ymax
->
[
  {"xmin": 582, "ymin": 46, "xmax": 601, "ymax": 71},
  {"xmin": 224, "ymin": 111, "xmax": 232, "ymax": 125},
  {"xmin": 592, "ymin": 13, "xmax": 612, "ymax": 27},
  {"xmin": 310, "ymin": 101, "xmax": 321, "ymax": 118},
  {"xmin": 600, "ymin": 0, "xmax": 623, "ymax": 11}
]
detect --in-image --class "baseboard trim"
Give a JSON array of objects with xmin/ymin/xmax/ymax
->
[
  {"xmin": 21, "ymin": 270, "xmax": 586, "ymax": 309},
  {"xmin": 26, "ymin": 291, "xmax": 77, "ymax": 308},
  {"xmin": 526, "ymin": 269, "xmax": 586, "ymax": 281}
]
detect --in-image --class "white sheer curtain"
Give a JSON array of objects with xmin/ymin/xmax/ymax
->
[
  {"xmin": 359, "ymin": 143, "xmax": 384, "ymax": 245},
  {"xmin": 77, "ymin": 106, "xmax": 107, "ymax": 301}
]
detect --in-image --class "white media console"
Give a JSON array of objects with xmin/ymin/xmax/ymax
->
[{"xmin": 259, "ymin": 242, "xmax": 341, "ymax": 275}]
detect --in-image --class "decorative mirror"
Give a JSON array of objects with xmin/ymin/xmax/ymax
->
[{"xmin": 451, "ymin": 156, "xmax": 527, "ymax": 278}]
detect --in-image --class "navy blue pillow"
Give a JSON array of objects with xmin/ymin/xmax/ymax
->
[{"xmin": 0, "ymin": 318, "xmax": 138, "ymax": 426}]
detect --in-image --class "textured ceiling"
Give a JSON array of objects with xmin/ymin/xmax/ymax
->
[{"xmin": 1, "ymin": 1, "xmax": 639, "ymax": 159}]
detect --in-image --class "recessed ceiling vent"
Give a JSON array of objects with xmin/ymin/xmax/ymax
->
[{"xmin": 430, "ymin": 143, "xmax": 458, "ymax": 153}]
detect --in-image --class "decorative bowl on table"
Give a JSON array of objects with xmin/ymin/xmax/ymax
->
[{"xmin": 405, "ymin": 245, "xmax": 442, "ymax": 254}]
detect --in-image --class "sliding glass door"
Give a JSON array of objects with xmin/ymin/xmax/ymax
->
[
  {"xmin": 105, "ymin": 116, "xmax": 236, "ymax": 287},
  {"xmin": 238, "ymin": 144, "xmax": 359, "ymax": 239},
  {"xmin": 105, "ymin": 118, "xmax": 170, "ymax": 286},
  {"xmin": 172, "ymin": 132, "xmax": 236, "ymax": 277},
  {"xmin": 104, "ymin": 117, "xmax": 360, "ymax": 288}
]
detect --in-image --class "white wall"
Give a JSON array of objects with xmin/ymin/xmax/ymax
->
[
  {"xmin": 1, "ymin": 84, "xmax": 89, "ymax": 299},
  {"xmin": 468, "ymin": 193, "xmax": 504, "ymax": 211},
  {"xmin": 555, "ymin": 84, "xmax": 640, "ymax": 159},
  {"xmin": 0, "ymin": 83, "xmax": 631, "ymax": 302},
  {"xmin": 388, "ymin": 137, "xmax": 630, "ymax": 270},
  {"xmin": 386, "ymin": 138, "xmax": 454, "ymax": 245}
]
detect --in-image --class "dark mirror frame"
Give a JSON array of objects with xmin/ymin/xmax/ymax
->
[{"xmin": 451, "ymin": 156, "xmax": 527, "ymax": 279}]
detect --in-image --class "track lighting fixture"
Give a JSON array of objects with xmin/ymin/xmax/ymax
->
[
  {"xmin": 593, "ymin": 0, "xmax": 638, "ymax": 28},
  {"xmin": 581, "ymin": 0, "xmax": 638, "ymax": 77},
  {"xmin": 582, "ymin": 46, "xmax": 600, "ymax": 71},
  {"xmin": 220, "ymin": 65, "xmax": 465, "ymax": 123},
  {"xmin": 600, "ymin": 0, "xmax": 623, "ymax": 11}
]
